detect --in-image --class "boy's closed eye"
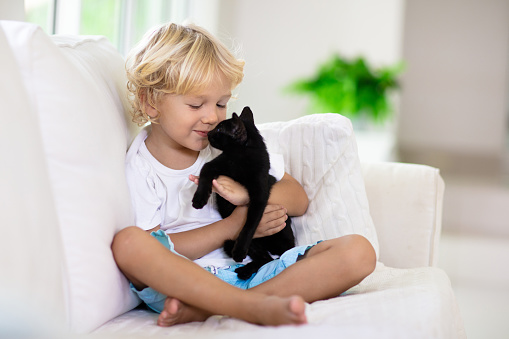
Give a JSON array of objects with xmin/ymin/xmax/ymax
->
[{"xmin": 187, "ymin": 103, "xmax": 226, "ymax": 109}]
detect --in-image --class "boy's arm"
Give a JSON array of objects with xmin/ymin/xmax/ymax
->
[
  {"xmin": 268, "ymin": 173, "xmax": 309, "ymax": 217},
  {"xmin": 164, "ymin": 206, "xmax": 247, "ymax": 260},
  {"xmin": 204, "ymin": 172, "xmax": 309, "ymax": 216},
  {"xmin": 151, "ymin": 205, "xmax": 288, "ymax": 261},
  {"xmin": 189, "ymin": 173, "xmax": 308, "ymax": 216},
  {"xmin": 170, "ymin": 173, "xmax": 307, "ymax": 260}
]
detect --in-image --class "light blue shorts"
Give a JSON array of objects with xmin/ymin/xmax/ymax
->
[{"xmin": 130, "ymin": 229, "xmax": 320, "ymax": 313}]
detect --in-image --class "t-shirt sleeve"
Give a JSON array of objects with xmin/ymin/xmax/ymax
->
[
  {"xmin": 269, "ymin": 152, "xmax": 285, "ymax": 181},
  {"xmin": 125, "ymin": 156, "xmax": 164, "ymax": 231}
]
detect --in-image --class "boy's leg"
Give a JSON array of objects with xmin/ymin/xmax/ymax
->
[
  {"xmin": 111, "ymin": 226, "xmax": 307, "ymax": 326},
  {"xmin": 250, "ymin": 234, "xmax": 376, "ymax": 302}
]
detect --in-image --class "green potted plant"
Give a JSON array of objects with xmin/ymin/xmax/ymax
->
[{"xmin": 286, "ymin": 54, "xmax": 403, "ymax": 126}]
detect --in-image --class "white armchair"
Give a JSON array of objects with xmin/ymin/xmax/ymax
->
[{"xmin": 0, "ymin": 21, "xmax": 465, "ymax": 339}]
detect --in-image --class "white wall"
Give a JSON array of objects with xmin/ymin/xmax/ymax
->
[
  {"xmin": 7, "ymin": 0, "xmax": 405, "ymax": 125},
  {"xmin": 397, "ymin": 0, "xmax": 509, "ymax": 169},
  {"xmin": 0, "ymin": 0, "xmax": 25, "ymax": 21},
  {"xmin": 216, "ymin": 0, "xmax": 405, "ymax": 123}
]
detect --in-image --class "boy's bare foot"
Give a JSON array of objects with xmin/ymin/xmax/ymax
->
[
  {"xmin": 157, "ymin": 297, "xmax": 211, "ymax": 327},
  {"xmin": 288, "ymin": 296, "xmax": 308, "ymax": 324},
  {"xmin": 252, "ymin": 295, "xmax": 307, "ymax": 326},
  {"xmin": 157, "ymin": 295, "xmax": 307, "ymax": 327}
]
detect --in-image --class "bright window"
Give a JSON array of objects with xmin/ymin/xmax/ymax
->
[{"xmin": 24, "ymin": 0, "xmax": 190, "ymax": 55}]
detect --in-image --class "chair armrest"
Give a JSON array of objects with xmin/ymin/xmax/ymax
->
[{"xmin": 361, "ymin": 162, "xmax": 445, "ymax": 268}]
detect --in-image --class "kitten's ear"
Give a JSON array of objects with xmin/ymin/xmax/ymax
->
[
  {"xmin": 239, "ymin": 106, "xmax": 254, "ymax": 123},
  {"xmin": 231, "ymin": 117, "xmax": 248, "ymax": 145}
]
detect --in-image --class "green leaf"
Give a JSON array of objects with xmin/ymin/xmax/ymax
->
[{"xmin": 284, "ymin": 54, "xmax": 404, "ymax": 124}]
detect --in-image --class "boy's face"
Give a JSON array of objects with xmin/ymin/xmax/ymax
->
[{"xmin": 148, "ymin": 74, "xmax": 232, "ymax": 154}]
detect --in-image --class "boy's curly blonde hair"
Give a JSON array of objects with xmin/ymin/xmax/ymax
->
[{"xmin": 126, "ymin": 23, "xmax": 245, "ymax": 125}]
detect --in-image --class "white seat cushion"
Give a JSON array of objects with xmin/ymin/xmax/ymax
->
[{"xmin": 96, "ymin": 264, "xmax": 465, "ymax": 339}]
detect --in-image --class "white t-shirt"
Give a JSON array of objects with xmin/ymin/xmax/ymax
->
[{"xmin": 125, "ymin": 126, "xmax": 285, "ymax": 268}]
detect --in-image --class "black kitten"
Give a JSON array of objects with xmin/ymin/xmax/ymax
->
[{"xmin": 192, "ymin": 106, "xmax": 295, "ymax": 280}]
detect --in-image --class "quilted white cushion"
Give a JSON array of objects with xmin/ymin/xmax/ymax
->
[
  {"xmin": 1, "ymin": 21, "xmax": 139, "ymax": 333},
  {"xmin": 258, "ymin": 114, "xmax": 379, "ymax": 256}
]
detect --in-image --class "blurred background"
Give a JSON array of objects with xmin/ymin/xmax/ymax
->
[{"xmin": 2, "ymin": 0, "xmax": 509, "ymax": 338}]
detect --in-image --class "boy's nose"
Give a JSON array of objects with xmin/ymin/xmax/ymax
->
[{"xmin": 202, "ymin": 106, "xmax": 219, "ymax": 124}]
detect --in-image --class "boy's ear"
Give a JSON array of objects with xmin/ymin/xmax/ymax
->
[
  {"xmin": 142, "ymin": 93, "xmax": 158, "ymax": 119},
  {"xmin": 239, "ymin": 106, "xmax": 254, "ymax": 123},
  {"xmin": 144, "ymin": 103, "xmax": 158, "ymax": 119}
]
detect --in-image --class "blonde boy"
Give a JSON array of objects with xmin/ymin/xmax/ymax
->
[{"xmin": 112, "ymin": 22, "xmax": 375, "ymax": 327}]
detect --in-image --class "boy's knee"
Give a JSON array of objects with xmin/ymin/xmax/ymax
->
[
  {"xmin": 111, "ymin": 226, "xmax": 143, "ymax": 257},
  {"xmin": 342, "ymin": 235, "xmax": 377, "ymax": 277}
]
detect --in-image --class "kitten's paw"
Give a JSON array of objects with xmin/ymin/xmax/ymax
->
[
  {"xmin": 235, "ymin": 265, "xmax": 256, "ymax": 280},
  {"xmin": 232, "ymin": 246, "xmax": 248, "ymax": 263},
  {"xmin": 192, "ymin": 192, "xmax": 208, "ymax": 209},
  {"xmin": 223, "ymin": 240, "xmax": 235, "ymax": 256}
]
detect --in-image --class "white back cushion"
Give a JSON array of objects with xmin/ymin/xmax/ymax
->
[
  {"xmin": 1, "ymin": 21, "xmax": 139, "ymax": 333},
  {"xmin": 0, "ymin": 22, "xmax": 65, "ymax": 331},
  {"xmin": 258, "ymin": 114, "xmax": 379, "ymax": 257}
]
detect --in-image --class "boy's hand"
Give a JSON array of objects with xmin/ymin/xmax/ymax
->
[
  {"xmin": 189, "ymin": 175, "xmax": 249, "ymax": 206},
  {"xmin": 230, "ymin": 204, "xmax": 288, "ymax": 239},
  {"xmin": 254, "ymin": 205, "xmax": 288, "ymax": 238}
]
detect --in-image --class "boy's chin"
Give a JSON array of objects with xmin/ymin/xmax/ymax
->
[{"xmin": 193, "ymin": 141, "xmax": 210, "ymax": 151}]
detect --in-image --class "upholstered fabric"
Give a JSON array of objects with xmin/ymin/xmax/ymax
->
[
  {"xmin": 258, "ymin": 114, "xmax": 379, "ymax": 257},
  {"xmin": 362, "ymin": 162, "xmax": 444, "ymax": 268},
  {"xmin": 96, "ymin": 264, "xmax": 465, "ymax": 339},
  {"xmin": 1, "ymin": 21, "xmax": 139, "ymax": 333},
  {"xmin": 0, "ymin": 21, "xmax": 65, "ymax": 330},
  {"xmin": 0, "ymin": 20, "xmax": 464, "ymax": 338}
]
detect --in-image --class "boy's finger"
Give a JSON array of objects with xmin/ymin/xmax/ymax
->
[
  {"xmin": 188, "ymin": 174, "xmax": 199, "ymax": 185},
  {"xmin": 212, "ymin": 179, "xmax": 224, "ymax": 194},
  {"xmin": 264, "ymin": 212, "xmax": 288, "ymax": 227},
  {"xmin": 264, "ymin": 205, "xmax": 286, "ymax": 214},
  {"xmin": 265, "ymin": 222, "xmax": 287, "ymax": 236}
]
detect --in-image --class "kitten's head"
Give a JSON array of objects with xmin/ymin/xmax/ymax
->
[{"xmin": 208, "ymin": 107, "xmax": 255, "ymax": 150}]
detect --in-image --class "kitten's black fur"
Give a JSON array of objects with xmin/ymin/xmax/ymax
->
[{"xmin": 192, "ymin": 106, "xmax": 295, "ymax": 280}]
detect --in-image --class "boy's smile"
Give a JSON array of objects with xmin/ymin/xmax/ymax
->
[{"xmin": 194, "ymin": 130, "xmax": 210, "ymax": 138}]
